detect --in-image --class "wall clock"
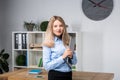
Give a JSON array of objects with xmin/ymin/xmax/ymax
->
[{"xmin": 82, "ymin": 0, "xmax": 114, "ymax": 21}]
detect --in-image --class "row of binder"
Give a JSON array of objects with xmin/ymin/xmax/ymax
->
[{"xmin": 14, "ymin": 33, "xmax": 27, "ymax": 49}]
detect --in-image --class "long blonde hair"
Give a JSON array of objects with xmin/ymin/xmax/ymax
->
[{"xmin": 43, "ymin": 16, "xmax": 70, "ymax": 48}]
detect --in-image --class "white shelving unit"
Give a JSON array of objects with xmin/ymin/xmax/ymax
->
[
  {"xmin": 12, "ymin": 31, "xmax": 45, "ymax": 70},
  {"xmin": 12, "ymin": 31, "xmax": 81, "ymax": 71}
]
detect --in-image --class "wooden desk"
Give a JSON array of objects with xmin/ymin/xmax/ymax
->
[
  {"xmin": 72, "ymin": 71, "xmax": 114, "ymax": 80},
  {"xmin": 0, "ymin": 69, "xmax": 27, "ymax": 80},
  {"xmin": 0, "ymin": 69, "xmax": 114, "ymax": 80}
]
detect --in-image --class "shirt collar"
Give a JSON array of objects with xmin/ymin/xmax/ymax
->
[{"xmin": 54, "ymin": 36, "xmax": 61, "ymax": 41}]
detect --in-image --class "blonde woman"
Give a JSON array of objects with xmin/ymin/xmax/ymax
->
[{"xmin": 43, "ymin": 16, "xmax": 77, "ymax": 80}]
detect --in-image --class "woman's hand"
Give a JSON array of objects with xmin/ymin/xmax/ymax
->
[{"xmin": 62, "ymin": 48, "xmax": 73, "ymax": 59}]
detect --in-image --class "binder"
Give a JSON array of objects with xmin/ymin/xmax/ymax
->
[
  {"xmin": 18, "ymin": 33, "xmax": 22, "ymax": 49},
  {"xmin": 22, "ymin": 33, "xmax": 27, "ymax": 49},
  {"xmin": 65, "ymin": 33, "xmax": 76, "ymax": 68},
  {"xmin": 14, "ymin": 33, "xmax": 19, "ymax": 49}
]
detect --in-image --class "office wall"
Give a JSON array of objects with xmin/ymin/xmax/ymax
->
[
  {"xmin": 1, "ymin": 0, "xmax": 120, "ymax": 80},
  {"xmin": 0, "ymin": 0, "xmax": 6, "ymax": 50}
]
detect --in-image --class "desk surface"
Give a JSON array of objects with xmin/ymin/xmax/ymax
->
[
  {"xmin": 0, "ymin": 69, "xmax": 114, "ymax": 80},
  {"xmin": 72, "ymin": 71, "xmax": 114, "ymax": 80}
]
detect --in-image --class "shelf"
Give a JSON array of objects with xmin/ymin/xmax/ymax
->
[
  {"xmin": 12, "ymin": 32, "xmax": 44, "ymax": 70},
  {"xmin": 12, "ymin": 31, "xmax": 78, "ymax": 71}
]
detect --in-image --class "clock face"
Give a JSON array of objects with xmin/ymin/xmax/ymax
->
[{"xmin": 82, "ymin": 0, "xmax": 113, "ymax": 21}]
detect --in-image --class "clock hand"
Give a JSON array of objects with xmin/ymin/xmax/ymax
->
[
  {"xmin": 88, "ymin": 0, "xmax": 98, "ymax": 6},
  {"xmin": 97, "ymin": 4, "xmax": 108, "ymax": 9},
  {"xmin": 91, "ymin": 0, "xmax": 107, "ymax": 7},
  {"xmin": 96, "ymin": 0, "xmax": 109, "ymax": 9},
  {"xmin": 88, "ymin": 0, "xmax": 108, "ymax": 9},
  {"xmin": 97, "ymin": 0, "xmax": 107, "ymax": 5}
]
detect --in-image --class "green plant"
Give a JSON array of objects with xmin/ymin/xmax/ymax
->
[
  {"xmin": 24, "ymin": 21, "xmax": 36, "ymax": 31},
  {"xmin": 16, "ymin": 54, "xmax": 26, "ymax": 66},
  {"xmin": 40, "ymin": 21, "xmax": 49, "ymax": 31},
  {"xmin": 0, "ymin": 49, "xmax": 9, "ymax": 74}
]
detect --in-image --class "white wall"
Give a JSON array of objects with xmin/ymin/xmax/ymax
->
[
  {"xmin": 1, "ymin": 0, "xmax": 120, "ymax": 80},
  {"xmin": 82, "ymin": 32, "xmax": 103, "ymax": 72}
]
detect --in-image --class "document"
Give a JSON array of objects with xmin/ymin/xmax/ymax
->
[
  {"xmin": 65, "ymin": 33, "xmax": 76, "ymax": 68},
  {"xmin": 69, "ymin": 33, "xmax": 76, "ymax": 52}
]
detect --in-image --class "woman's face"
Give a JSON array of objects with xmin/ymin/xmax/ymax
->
[{"xmin": 53, "ymin": 20, "xmax": 64, "ymax": 37}]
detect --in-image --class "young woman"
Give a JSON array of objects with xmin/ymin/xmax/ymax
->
[{"xmin": 42, "ymin": 16, "xmax": 77, "ymax": 80}]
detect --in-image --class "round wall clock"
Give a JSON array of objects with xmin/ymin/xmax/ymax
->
[{"xmin": 82, "ymin": 0, "xmax": 114, "ymax": 21}]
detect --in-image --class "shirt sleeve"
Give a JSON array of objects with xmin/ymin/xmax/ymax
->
[
  {"xmin": 43, "ymin": 46, "xmax": 65, "ymax": 71},
  {"xmin": 71, "ymin": 51, "xmax": 77, "ymax": 65}
]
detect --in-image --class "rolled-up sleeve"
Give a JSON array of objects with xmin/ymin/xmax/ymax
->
[{"xmin": 71, "ymin": 51, "xmax": 77, "ymax": 65}]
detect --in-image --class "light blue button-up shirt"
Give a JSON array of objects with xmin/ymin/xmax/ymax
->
[{"xmin": 43, "ymin": 36, "xmax": 77, "ymax": 72}]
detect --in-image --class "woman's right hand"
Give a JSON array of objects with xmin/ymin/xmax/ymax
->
[{"xmin": 62, "ymin": 48, "xmax": 73, "ymax": 59}]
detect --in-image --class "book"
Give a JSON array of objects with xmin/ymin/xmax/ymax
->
[
  {"xmin": 38, "ymin": 57, "xmax": 43, "ymax": 67},
  {"xmin": 28, "ymin": 69, "xmax": 42, "ymax": 74}
]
